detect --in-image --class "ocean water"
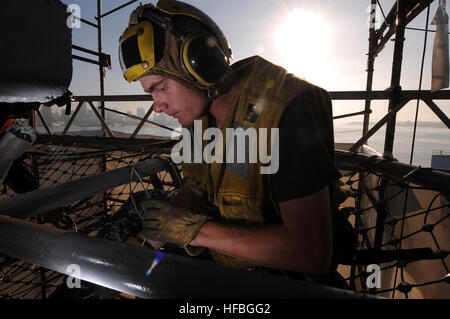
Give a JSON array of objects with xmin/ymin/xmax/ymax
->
[
  {"xmin": 334, "ymin": 121, "xmax": 450, "ymax": 167},
  {"xmin": 40, "ymin": 121, "xmax": 449, "ymax": 168},
  {"xmin": 110, "ymin": 124, "xmax": 178, "ymax": 138}
]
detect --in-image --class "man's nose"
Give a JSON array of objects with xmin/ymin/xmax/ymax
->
[{"xmin": 153, "ymin": 100, "xmax": 168, "ymax": 113}]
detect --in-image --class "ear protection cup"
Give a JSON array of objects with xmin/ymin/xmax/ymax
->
[{"xmin": 181, "ymin": 32, "xmax": 229, "ymax": 86}]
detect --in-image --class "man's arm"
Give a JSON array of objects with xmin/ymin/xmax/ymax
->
[{"xmin": 189, "ymin": 185, "xmax": 333, "ymax": 273}]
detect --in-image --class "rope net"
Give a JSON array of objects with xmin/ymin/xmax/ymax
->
[
  {"xmin": 0, "ymin": 135, "xmax": 448, "ymax": 298},
  {"xmin": 337, "ymin": 168, "xmax": 449, "ymax": 298},
  {"xmin": 0, "ymin": 134, "xmax": 180, "ymax": 299}
]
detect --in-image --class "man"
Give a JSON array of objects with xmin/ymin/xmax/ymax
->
[{"xmin": 119, "ymin": 0, "xmax": 344, "ymax": 277}]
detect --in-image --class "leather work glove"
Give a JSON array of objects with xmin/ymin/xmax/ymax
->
[
  {"xmin": 170, "ymin": 185, "xmax": 209, "ymax": 213},
  {"xmin": 139, "ymin": 198, "xmax": 211, "ymax": 256}
]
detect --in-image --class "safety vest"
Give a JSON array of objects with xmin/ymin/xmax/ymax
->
[{"xmin": 183, "ymin": 56, "xmax": 335, "ymax": 268}]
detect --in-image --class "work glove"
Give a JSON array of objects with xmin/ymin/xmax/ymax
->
[
  {"xmin": 139, "ymin": 198, "xmax": 211, "ymax": 256},
  {"xmin": 170, "ymin": 185, "xmax": 208, "ymax": 213}
]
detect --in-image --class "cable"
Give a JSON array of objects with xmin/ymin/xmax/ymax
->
[
  {"xmin": 392, "ymin": 5, "xmax": 431, "ymax": 298},
  {"xmin": 376, "ymin": 0, "xmax": 388, "ymax": 26},
  {"xmin": 409, "ymin": 7, "xmax": 431, "ymax": 165}
]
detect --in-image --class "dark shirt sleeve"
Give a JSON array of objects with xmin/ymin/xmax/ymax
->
[{"xmin": 271, "ymin": 92, "xmax": 341, "ymax": 203}]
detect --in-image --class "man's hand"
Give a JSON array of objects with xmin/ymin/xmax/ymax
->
[
  {"xmin": 139, "ymin": 198, "xmax": 210, "ymax": 248},
  {"xmin": 169, "ymin": 185, "xmax": 208, "ymax": 214}
]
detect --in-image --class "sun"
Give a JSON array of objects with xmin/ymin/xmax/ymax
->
[{"xmin": 275, "ymin": 9, "xmax": 331, "ymax": 81}]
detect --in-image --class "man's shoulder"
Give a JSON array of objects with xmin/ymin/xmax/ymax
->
[
  {"xmin": 231, "ymin": 55, "xmax": 289, "ymax": 71},
  {"xmin": 228, "ymin": 56, "xmax": 332, "ymax": 127},
  {"xmin": 230, "ymin": 55, "xmax": 285, "ymax": 76},
  {"xmin": 233, "ymin": 56, "xmax": 330, "ymax": 97}
]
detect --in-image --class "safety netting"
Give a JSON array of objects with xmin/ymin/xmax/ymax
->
[
  {"xmin": 336, "ymin": 163, "xmax": 449, "ymax": 298},
  {"xmin": 0, "ymin": 135, "xmax": 449, "ymax": 299},
  {"xmin": 0, "ymin": 133, "xmax": 180, "ymax": 298}
]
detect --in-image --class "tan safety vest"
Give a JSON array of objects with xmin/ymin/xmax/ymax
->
[{"xmin": 183, "ymin": 56, "xmax": 335, "ymax": 268}]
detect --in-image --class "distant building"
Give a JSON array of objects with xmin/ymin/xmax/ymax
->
[
  {"xmin": 40, "ymin": 105, "xmax": 53, "ymax": 127},
  {"xmin": 431, "ymin": 150, "xmax": 450, "ymax": 171}
]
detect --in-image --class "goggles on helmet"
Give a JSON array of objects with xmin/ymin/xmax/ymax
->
[{"xmin": 119, "ymin": 20, "xmax": 156, "ymax": 83}]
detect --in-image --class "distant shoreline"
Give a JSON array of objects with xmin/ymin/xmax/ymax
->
[{"xmin": 345, "ymin": 120, "xmax": 448, "ymax": 128}]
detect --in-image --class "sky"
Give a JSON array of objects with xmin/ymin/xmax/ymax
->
[{"xmin": 60, "ymin": 0, "xmax": 449, "ymax": 124}]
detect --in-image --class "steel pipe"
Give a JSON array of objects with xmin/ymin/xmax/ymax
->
[
  {"xmin": 333, "ymin": 109, "xmax": 371, "ymax": 120},
  {"xmin": 0, "ymin": 215, "xmax": 376, "ymax": 299},
  {"xmin": 72, "ymin": 45, "xmax": 103, "ymax": 57},
  {"xmin": 72, "ymin": 90, "xmax": 450, "ymax": 102},
  {"xmin": 335, "ymin": 149, "xmax": 450, "ymax": 194},
  {"xmin": 73, "ymin": 16, "xmax": 98, "ymax": 28},
  {"xmin": 102, "ymin": 106, "xmax": 179, "ymax": 134},
  {"xmin": 348, "ymin": 99, "xmax": 409, "ymax": 152},
  {"xmin": 363, "ymin": 0, "xmax": 377, "ymax": 135},
  {"xmin": 72, "ymin": 54, "xmax": 102, "ymax": 66},
  {"xmin": 423, "ymin": 99, "xmax": 450, "ymax": 130},
  {"xmin": 329, "ymin": 90, "xmax": 450, "ymax": 100},
  {"xmin": 0, "ymin": 158, "xmax": 166, "ymax": 219},
  {"xmin": 35, "ymin": 134, "xmax": 175, "ymax": 150},
  {"xmin": 374, "ymin": 0, "xmax": 433, "ymax": 56},
  {"xmin": 74, "ymin": 94, "xmax": 153, "ymax": 102}
]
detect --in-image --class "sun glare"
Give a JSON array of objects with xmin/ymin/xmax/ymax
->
[{"xmin": 276, "ymin": 9, "xmax": 331, "ymax": 81}]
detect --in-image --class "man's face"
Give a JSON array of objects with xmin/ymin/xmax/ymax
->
[{"xmin": 139, "ymin": 75, "xmax": 208, "ymax": 126}]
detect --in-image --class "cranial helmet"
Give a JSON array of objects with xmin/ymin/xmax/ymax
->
[{"xmin": 119, "ymin": 0, "xmax": 232, "ymax": 99}]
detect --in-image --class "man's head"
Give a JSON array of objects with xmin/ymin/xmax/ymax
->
[{"xmin": 119, "ymin": 1, "xmax": 232, "ymax": 122}]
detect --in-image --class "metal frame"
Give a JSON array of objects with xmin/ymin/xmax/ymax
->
[
  {"xmin": 15, "ymin": 0, "xmax": 450, "ymax": 298},
  {"xmin": 32, "ymin": 0, "xmax": 449, "ymax": 145},
  {"xmin": 323, "ymin": 0, "xmax": 450, "ymax": 295},
  {"xmin": 36, "ymin": 0, "xmax": 162, "ymax": 140}
]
